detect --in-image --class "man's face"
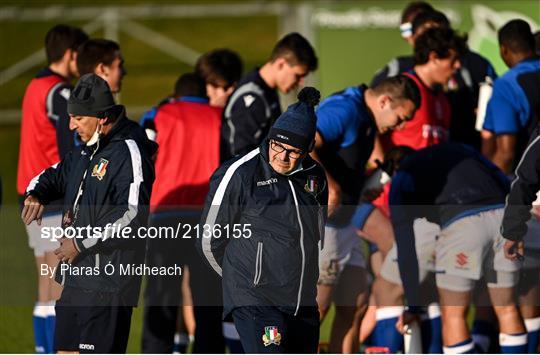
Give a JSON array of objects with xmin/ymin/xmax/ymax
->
[
  {"xmin": 268, "ymin": 140, "xmax": 305, "ymax": 175},
  {"xmin": 374, "ymin": 97, "xmax": 416, "ymax": 134},
  {"xmin": 69, "ymin": 115, "xmax": 99, "ymax": 143},
  {"xmin": 275, "ymin": 59, "xmax": 309, "ymax": 93},
  {"xmin": 100, "ymin": 51, "xmax": 126, "ymax": 94},
  {"xmin": 430, "ymin": 49, "xmax": 461, "ymax": 85},
  {"xmin": 206, "ymin": 83, "xmax": 234, "ymax": 108}
]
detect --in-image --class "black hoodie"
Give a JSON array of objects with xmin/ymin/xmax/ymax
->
[{"xmin": 27, "ymin": 107, "xmax": 157, "ymax": 305}]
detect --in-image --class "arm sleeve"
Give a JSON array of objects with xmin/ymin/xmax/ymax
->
[
  {"xmin": 196, "ymin": 162, "xmax": 244, "ymax": 276},
  {"xmin": 26, "ymin": 151, "xmax": 74, "ymax": 204},
  {"xmin": 47, "ymin": 83, "xmax": 75, "ymax": 158},
  {"xmin": 73, "ymin": 141, "xmax": 152, "ymax": 252},
  {"xmin": 317, "ymin": 171, "xmax": 329, "ymax": 245},
  {"xmin": 483, "ymin": 79, "xmax": 520, "ymax": 134},
  {"xmin": 486, "ymin": 60, "xmax": 497, "ymax": 80},
  {"xmin": 315, "ymin": 101, "xmax": 364, "ymax": 198},
  {"xmin": 501, "ymin": 135, "xmax": 540, "ymax": 241},
  {"xmin": 223, "ymin": 94, "xmax": 269, "ymax": 158},
  {"xmin": 389, "ymin": 171, "xmax": 422, "ymax": 310},
  {"xmin": 316, "ymin": 101, "xmax": 350, "ymax": 145}
]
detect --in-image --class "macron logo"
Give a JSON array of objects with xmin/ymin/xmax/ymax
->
[
  {"xmin": 257, "ymin": 178, "xmax": 278, "ymax": 187},
  {"xmin": 276, "ymin": 134, "xmax": 289, "ymax": 141},
  {"xmin": 60, "ymin": 88, "xmax": 71, "ymax": 100},
  {"xmin": 79, "ymin": 343, "xmax": 95, "ymax": 350},
  {"xmin": 244, "ymin": 95, "xmax": 255, "ymax": 107}
]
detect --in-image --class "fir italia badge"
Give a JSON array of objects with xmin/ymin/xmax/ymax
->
[
  {"xmin": 92, "ymin": 158, "xmax": 109, "ymax": 180},
  {"xmin": 262, "ymin": 326, "xmax": 281, "ymax": 346},
  {"xmin": 304, "ymin": 175, "xmax": 319, "ymax": 195}
]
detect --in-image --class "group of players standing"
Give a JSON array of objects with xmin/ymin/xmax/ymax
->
[{"xmin": 16, "ymin": 1, "xmax": 540, "ymax": 353}]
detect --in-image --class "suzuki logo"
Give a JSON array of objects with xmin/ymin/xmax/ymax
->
[{"xmin": 456, "ymin": 252, "xmax": 468, "ymax": 267}]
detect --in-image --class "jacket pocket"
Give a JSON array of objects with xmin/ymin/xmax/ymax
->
[{"xmin": 253, "ymin": 242, "xmax": 263, "ymax": 286}]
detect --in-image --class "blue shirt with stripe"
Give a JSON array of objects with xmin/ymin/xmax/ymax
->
[{"xmin": 483, "ymin": 57, "xmax": 540, "ymax": 134}]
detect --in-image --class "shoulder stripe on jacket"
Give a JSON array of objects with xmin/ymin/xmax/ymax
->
[
  {"xmin": 202, "ymin": 148, "xmax": 260, "ymax": 276},
  {"xmin": 26, "ymin": 162, "xmax": 59, "ymax": 193},
  {"xmin": 81, "ymin": 139, "xmax": 144, "ymax": 249},
  {"xmin": 46, "ymin": 82, "xmax": 66, "ymax": 122},
  {"xmin": 223, "ymin": 82, "xmax": 271, "ymax": 157}
]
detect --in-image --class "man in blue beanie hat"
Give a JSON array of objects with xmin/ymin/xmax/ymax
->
[{"xmin": 198, "ymin": 87, "xmax": 328, "ymax": 353}]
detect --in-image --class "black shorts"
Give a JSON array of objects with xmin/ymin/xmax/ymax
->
[{"xmin": 54, "ymin": 287, "xmax": 133, "ymax": 353}]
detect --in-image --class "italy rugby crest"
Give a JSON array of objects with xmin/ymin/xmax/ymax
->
[
  {"xmin": 92, "ymin": 158, "xmax": 109, "ymax": 180},
  {"xmin": 304, "ymin": 175, "xmax": 319, "ymax": 195},
  {"xmin": 262, "ymin": 326, "xmax": 281, "ymax": 346}
]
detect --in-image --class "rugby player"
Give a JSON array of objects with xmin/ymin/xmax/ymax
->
[
  {"xmin": 312, "ymin": 75, "xmax": 419, "ymax": 353},
  {"xmin": 390, "ymin": 143, "xmax": 526, "ymax": 354},
  {"xmin": 16, "ymin": 24, "xmax": 88, "ymax": 354},
  {"xmin": 221, "ymin": 32, "xmax": 317, "ymax": 161}
]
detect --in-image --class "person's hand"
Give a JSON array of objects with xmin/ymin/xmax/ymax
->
[
  {"xmin": 21, "ymin": 194, "xmax": 44, "ymax": 225},
  {"xmin": 503, "ymin": 238, "xmax": 524, "ymax": 261},
  {"xmin": 54, "ymin": 238, "xmax": 79, "ymax": 264},
  {"xmin": 396, "ymin": 310, "xmax": 420, "ymax": 334}
]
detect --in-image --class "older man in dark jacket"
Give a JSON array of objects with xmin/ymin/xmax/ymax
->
[
  {"xmin": 22, "ymin": 73, "xmax": 157, "ymax": 353},
  {"xmin": 199, "ymin": 87, "xmax": 327, "ymax": 353}
]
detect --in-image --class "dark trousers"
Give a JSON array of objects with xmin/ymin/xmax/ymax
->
[
  {"xmin": 189, "ymin": 243, "xmax": 226, "ymax": 353},
  {"xmin": 232, "ymin": 306, "xmax": 319, "ymax": 353},
  {"xmin": 141, "ymin": 305, "xmax": 179, "ymax": 353},
  {"xmin": 55, "ymin": 287, "xmax": 132, "ymax": 353},
  {"xmin": 141, "ymin": 213, "xmax": 194, "ymax": 353}
]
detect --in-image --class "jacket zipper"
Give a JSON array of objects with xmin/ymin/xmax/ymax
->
[
  {"xmin": 254, "ymin": 242, "xmax": 263, "ymax": 285},
  {"xmin": 95, "ymin": 253, "xmax": 100, "ymax": 269},
  {"xmin": 288, "ymin": 179, "xmax": 305, "ymax": 316}
]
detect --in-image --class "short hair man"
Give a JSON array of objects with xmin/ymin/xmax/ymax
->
[
  {"xmin": 221, "ymin": 32, "xmax": 317, "ymax": 161},
  {"xmin": 312, "ymin": 75, "xmax": 419, "ymax": 352},
  {"xmin": 195, "ymin": 48, "xmax": 243, "ymax": 107},
  {"xmin": 372, "ymin": 8, "xmax": 497, "ymax": 150},
  {"xmin": 141, "ymin": 48, "xmax": 243, "ymax": 141},
  {"xmin": 77, "ymin": 38, "xmax": 126, "ymax": 94},
  {"xmin": 199, "ymin": 87, "xmax": 327, "ymax": 353},
  {"xmin": 482, "ymin": 19, "xmax": 540, "ymax": 174},
  {"xmin": 482, "ymin": 24, "xmax": 540, "ymax": 347},
  {"xmin": 379, "ymin": 27, "xmax": 465, "ymax": 152},
  {"xmin": 21, "ymin": 74, "xmax": 157, "ymax": 353},
  {"xmin": 16, "ymin": 24, "xmax": 88, "ymax": 354},
  {"xmin": 390, "ymin": 143, "xmax": 526, "ymax": 354},
  {"xmin": 140, "ymin": 73, "xmax": 224, "ymax": 353}
]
